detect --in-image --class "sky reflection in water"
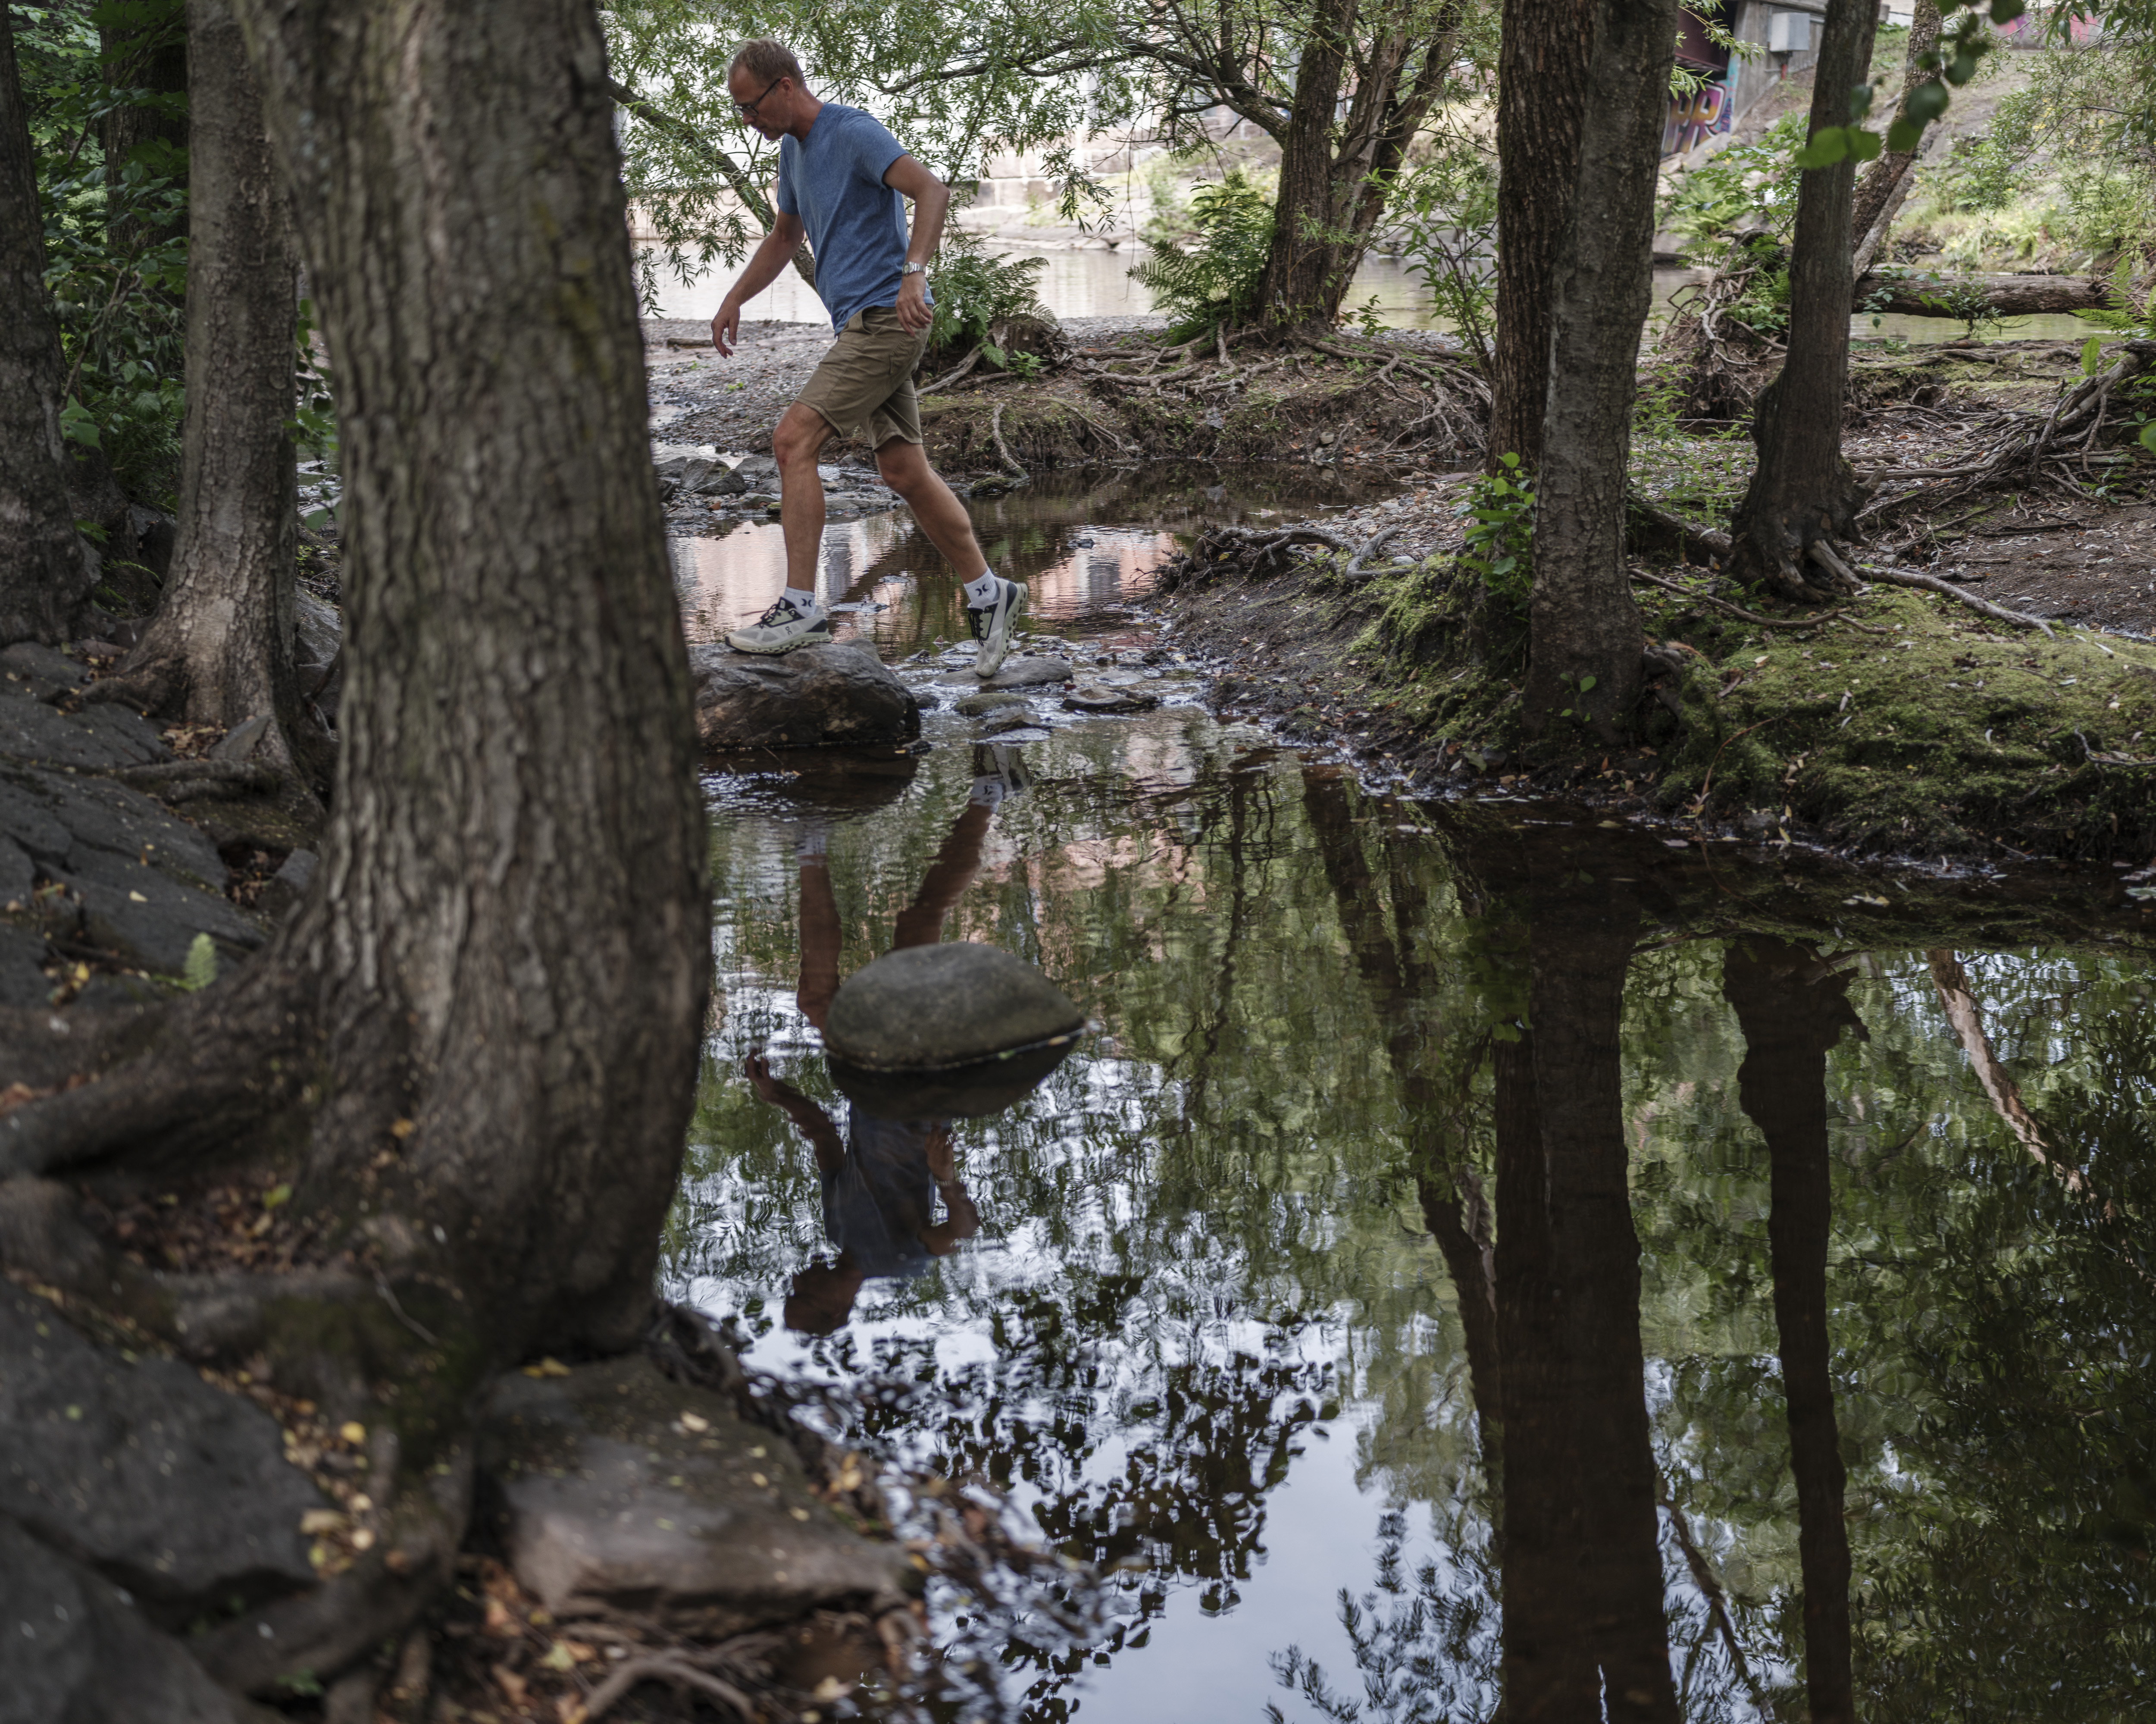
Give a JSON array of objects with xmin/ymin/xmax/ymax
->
[{"xmin": 665, "ymin": 478, "xmax": 2155, "ymax": 1722}]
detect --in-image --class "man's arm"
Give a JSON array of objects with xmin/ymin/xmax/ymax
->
[
  {"xmin": 713, "ymin": 210, "xmax": 807, "ymax": 355},
  {"xmin": 882, "ymin": 154, "xmax": 949, "ymax": 335}
]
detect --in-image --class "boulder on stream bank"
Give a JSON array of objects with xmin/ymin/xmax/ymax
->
[
  {"xmin": 690, "ymin": 643, "xmax": 923, "ymax": 750},
  {"xmin": 479, "ymin": 1357, "xmax": 913, "ymax": 1633}
]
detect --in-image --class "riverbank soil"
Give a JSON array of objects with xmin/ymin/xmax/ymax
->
[
  {"xmin": 1143, "ymin": 333, "xmax": 2156, "ymax": 863},
  {"xmin": 643, "ymin": 316, "xmax": 1489, "ymax": 483}
]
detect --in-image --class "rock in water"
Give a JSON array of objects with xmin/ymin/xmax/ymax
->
[
  {"xmin": 825, "ymin": 946, "xmax": 1084, "ymax": 1117},
  {"xmin": 1, "ymin": 1518, "xmax": 272, "ymax": 1724},
  {"xmin": 689, "ymin": 643, "xmax": 923, "ymax": 750},
  {"xmin": 479, "ymin": 1357, "xmax": 913, "ymax": 1633},
  {"xmin": 825, "ymin": 945, "xmax": 1083, "ymax": 1071},
  {"xmin": 953, "ymin": 690, "xmax": 1031, "ymax": 717},
  {"xmin": 978, "ymin": 656, "xmax": 1074, "ymax": 690},
  {"xmin": 1062, "ymin": 683, "xmax": 1160, "ymax": 715}
]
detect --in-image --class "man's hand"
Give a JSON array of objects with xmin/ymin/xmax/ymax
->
[
  {"xmin": 895, "ymin": 270, "xmax": 931, "ymax": 334},
  {"xmin": 712, "ymin": 299, "xmax": 743, "ymax": 357},
  {"xmin": 745, "ymin": 1050, "xmax": 787, "ymax": 1103}
]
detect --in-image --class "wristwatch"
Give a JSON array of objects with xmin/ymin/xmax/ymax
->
[{"xmin": 901, "ymin": 261, "xmax": 926, "ymax": 276}]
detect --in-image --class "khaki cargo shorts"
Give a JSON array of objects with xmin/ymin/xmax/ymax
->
[{"xmin": 796, "ymin": 305, "xmax": 931, "ymax": 449}]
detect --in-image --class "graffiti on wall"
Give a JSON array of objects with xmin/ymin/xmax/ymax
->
[{"xmin": 1663, "ymin": 78, "xmax": 1734, "ymax": 157}]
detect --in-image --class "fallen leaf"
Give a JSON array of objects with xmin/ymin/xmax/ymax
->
[
  {"xmin": 350, "ymin": 1527, "xmax": 376, "ymax": 1552},
  {"xmin": 522, "ymin": 1357, "xmax": 572, "ymax": 1379},
  {"xmin": 492, "ymin": 1664, "xmax": 529, "ymax": 1706},
  {"xmin": 338, "ymin": 1421, "xmax": 367, "ymax": 1445},
  {"xmin": 541, "ymin": 1641, "xmax": 576, "ymax": 1672},
  {"xmin": 482, "ymin": 1597, "xmax": 519, "ymax": 1638},
  {"xmin": 299, "ymin": 1509, "xmax": 348, "ymax": 1536},
  {"xmin": 389, "ymin": 1117, "xmax": 417, "ymax": 1139},
  {"xmin": 261, "ymin": 1184, "xmax": 292, "ymax": 1209},
  {"xmin": 813, "ymin": 1676, "xmax": 849, "ymax": 1702},
  {"xmin": 679, "ymin": 1410, "xmax": 711, "ymax": 1433}
]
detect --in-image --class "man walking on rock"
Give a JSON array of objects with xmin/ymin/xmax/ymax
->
[{"xmin": 710, "ymin": 39, "xmax": 1025, "ymax": 677}]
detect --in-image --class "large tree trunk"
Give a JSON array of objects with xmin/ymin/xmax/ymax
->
[
  {"xmin": 1723, "ymin": 940, "xmax": 1862, "ymax": 1724},
  {"xmin": 1489, "ymin": 0, "xmax": 1594, "ymax": 469},
  {"xmin": 90, "ymin": 0, "xmax": 309, "ymax": 766},
  {"xmin": 1495, "ymin": 859, "xmax": 1677, "ymax": 1723},
  {"xmin": 1728, "ymin": 0, "xmax": 1881, "ymax": 605},
  {"xmin": 1521, "ymin": 0, "xmax": 1673, "ymax": 738},
  {"xmin": 1257, "ymin": 2, "xmax": 1461, "ymax": 329},
  {"xmin": 1, "ymin": 0, "xmax": 707, "ymax": 1691},
  {"xmin": 0, "ymin": 13, "xmax": 95, "ymax": 645},
  {"xmin": 1849, "ymin": 0, "xmax": 1942, "ymax": 263}
]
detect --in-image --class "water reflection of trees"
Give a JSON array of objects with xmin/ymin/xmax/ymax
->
[{"xmin": 673, "ymin": 722, "xmax": 2155, "ymax": 1720}]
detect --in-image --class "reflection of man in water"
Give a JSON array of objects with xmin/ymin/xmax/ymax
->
[{"xmin": 748, "ymin": 749, "xmax": 1026, "ymax": 1333}]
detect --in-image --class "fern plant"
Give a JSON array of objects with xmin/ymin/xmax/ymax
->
[
  {"xmin": 925, "ymin": 228, "xmax": 1054, "ymax": 371},
  {"xmin": 1127, "ymin": 169, "xmax": 1274, "ymax": 341}
]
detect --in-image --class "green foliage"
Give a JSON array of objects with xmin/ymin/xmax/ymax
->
[
  {"xmin": 1658, "ymin": 113, "xmax": 1807, "ymax": 248},
  {"xmin": 1461, "ymin": 453, "xmax": 1535, "ymax": 615},
  {"xmin": 925, "ymin": 227, "xmax": 1052, "ymax": 365},
  {"xmin": 1916, "ymin": 274, "xmax": 2015, "ymax": 339},
  {"xmin": 1127, "ymin": 169, "xmax": 1274, "ymax": 340},
  {"xmin": 178, "ymin": 932, "xmax": 218, "ymax": 993},
  {"xmin": 601, "ymin": 0, "xmax": 1134, "ymax": 304},
  {"xmin": 1393, "ymin": 140, "xmax": 1497, "ymax": 370},
  {"xmin": 1792, "ymin": 0, "xmax": 2023, "ymax": 170},
  {"xmin": 15, "ymin": 2, "xmax": 191, "ymax": 504}
]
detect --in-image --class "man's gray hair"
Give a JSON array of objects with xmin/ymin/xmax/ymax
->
[{"xmin": 730, "ymin": 39, "xmax": 804, "ymax": 87}]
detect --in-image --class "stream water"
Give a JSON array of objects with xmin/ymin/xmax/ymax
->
[{"xmin": 662, "ymin": 474, "xmax": 2154, "ymax": 1722}]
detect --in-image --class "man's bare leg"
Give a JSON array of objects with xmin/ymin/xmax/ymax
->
[
  {"xmin": 724, "ymin": 402, "xmax": 838, "ymax": 652},
  {"xmin": 875, "ymin": 439, "xmax": 989, "ymax": 583},
  {"xmin": 775, "ymin": 401, "xmax": 835, "ymax": 596},
  {"xmin": 877, "ymin": 438, "xmax": 1024, "ymax": 677}
]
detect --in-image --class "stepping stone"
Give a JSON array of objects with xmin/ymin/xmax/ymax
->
[
  {"xmin": 978, "ymin": 656, "xmax": 1075, "ymax": 690},
  {"xmin": 979, "ymin": 707, "xmax": 1038, "ymax": 737},
  {"xmin": 689, "ymin": 643, "xmax": 923, "ymax": 750},
  {"xmin": 823, "ymin": 944, "xmax": 1086, "ymax": 1118},
  {"xmin": 953, "ymin": 690, "xmax": 1030, "ymax": 716},
  {"xmin": 1062, "ymin": 683, "xmax": 1161, "ymax": 715}
]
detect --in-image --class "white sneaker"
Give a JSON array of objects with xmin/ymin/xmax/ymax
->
[
  {"xmin": 726, "ymin": 597, "xmax": 832, "ymax": 655},
  {"xmin": 966, "ymin": 577, "xmax": 1026, "ymax": 679}
]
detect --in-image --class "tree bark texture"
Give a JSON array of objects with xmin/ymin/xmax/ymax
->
[
  {"xmin": 1495, "ymin": 859, "xmax": 1677, "ymax": 1724},
  {"xmin": 99, "ymin": 0, "xmax": 190, "ymax": 256},
  {"xmin": 1491, "ymin": 0, "xmax": 1593, "ymax": 470},
  {"xmin": 230, "ymin": 0, "xmax": 709, "ymax": 1348},
  {"xmin": 1723, "ymin": 940, "xmax": 1862, "ymax": 1724},
  {"xmin": 0, "ymin": 14, "xmax": 94, "ymax": 645},
  {"xmin": 1849, "ymin": 0, "xmax": 1941, "ymax": 253},
  {"xmin": 1521, "ymin": 0, "xmax": 1673, "ymax": 738},
  {"xmin": 0, "ymin": 0, "xmax": 709, "ymax": 1687},
  {"xmin": 93, "ymin": 0, "xmax": 306, "ymax": 757},
  {"xmin": 1257, "ymin": 0, "xmax": 1461, "ymax": 328},
  {"xmin": 1856, "ymin": 270, "xmax": 2114, "ymax": 318},
  {"xmin": 1729, "ymin": 0, "xmax": 1881, "ymax": 605}
]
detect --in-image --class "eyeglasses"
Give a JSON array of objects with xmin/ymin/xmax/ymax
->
[{"xmin": 735, "ymin": 76, "xmax": 785, "ymax": 121}]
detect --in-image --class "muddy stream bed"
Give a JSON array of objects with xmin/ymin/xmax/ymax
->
[{"xmin": 660, "ymin": 467, "xmax": 2154, "ymax": 1722}]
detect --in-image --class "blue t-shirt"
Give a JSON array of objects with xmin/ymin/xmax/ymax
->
[{"xmin": 775, "ymin": 104, "xmax": 930, "ymax": 333}]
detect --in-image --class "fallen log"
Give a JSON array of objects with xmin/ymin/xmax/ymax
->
[{"xmin": 1853, "ymin": 270, "xmax": 2111, "ymax": 319}]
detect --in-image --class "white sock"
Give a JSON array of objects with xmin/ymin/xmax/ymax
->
[
  {"xmin": 784, "ymin": 587, "xmax": 817, "ymax": 614},
  {"xmin": 963, "ymin": 572, "xmax": 1000, "ymax": 608}
]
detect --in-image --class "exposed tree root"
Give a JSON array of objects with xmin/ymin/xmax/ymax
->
[{"xmin": 1859, "ymin": 561, "xmax": 2057, "ymax": 636}]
